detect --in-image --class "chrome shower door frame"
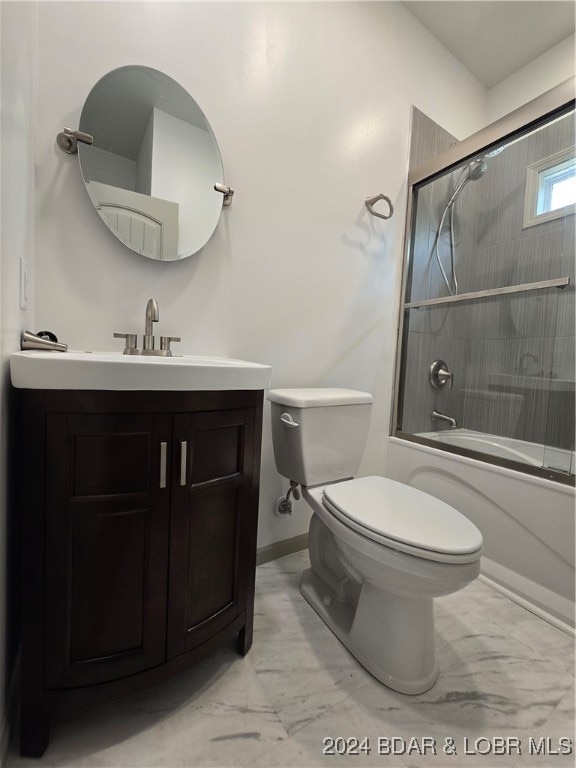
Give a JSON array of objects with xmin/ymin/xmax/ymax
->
[{"xmin": 391, "ymin": 77, "xmax": 576, "ymax": 486}]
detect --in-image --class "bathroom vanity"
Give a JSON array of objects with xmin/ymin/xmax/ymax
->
[{"xmin": 12, "ymin": 351, "xmax": 270, "ymax": 756}]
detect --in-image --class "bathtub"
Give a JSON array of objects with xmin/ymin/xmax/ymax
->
[
  {"xmin": 419, "ymin": 428, "xmax": 574, "ymax": 475},
  {"xmin": 388, "ymin": 434, "xmax": 575, "ymax": 632}
]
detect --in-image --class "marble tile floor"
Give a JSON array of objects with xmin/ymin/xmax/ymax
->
[{"xmin": 8, "ymin": 551, "xmax": 575, "ymax": 768}]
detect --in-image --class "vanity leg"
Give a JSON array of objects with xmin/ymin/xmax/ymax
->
[
  {"xmin": 237, "ymin": 620, "xmax": 253, "ymax": 656},
  {"xmin": 20, "ymin": 706, "xmax": 49, "ymax": 757}
]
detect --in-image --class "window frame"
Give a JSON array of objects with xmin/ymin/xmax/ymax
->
[{"xmin": 523, "ymin": 146, "xmax": 576, "ymax": 228}]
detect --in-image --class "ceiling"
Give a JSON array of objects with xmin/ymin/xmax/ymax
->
[{"xmin": 402, "ymin": 1, "xmax": 575, "ymax": 88}]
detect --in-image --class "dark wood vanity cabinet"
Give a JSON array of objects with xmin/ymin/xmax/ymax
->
[
  {"xmin": 43, "ymin": 411, "xmax": 171, "ymax": 690},
  {"xmin": 19, "ymin": 389, "xmax": 263, "ymax": 757}
]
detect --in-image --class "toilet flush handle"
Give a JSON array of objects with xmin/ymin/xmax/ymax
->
[{"xmin": 280, "ymin": 412, "xmax": 299, "ymax": 427}]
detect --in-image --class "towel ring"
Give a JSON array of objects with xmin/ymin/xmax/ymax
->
[{"xmin": 365, "ymin": 193, "xmax": 394, "ymax": 220}]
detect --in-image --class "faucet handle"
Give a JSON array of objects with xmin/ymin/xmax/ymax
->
[
  {"xmin": 437, "ymin": 367, "xmax": 453, "ymax": 389},
  {"xmin": 114, "ymin": 332, "xmax": 138, "ymax": 355},
  {"xmin": 429, "ymin": 359, "xmax": 453, "ymax": 389},
  {"xmin": 160, "ymin": 336, "xmax": 181, "ymax": 356}
]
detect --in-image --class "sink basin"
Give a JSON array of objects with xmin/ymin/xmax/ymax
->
[{"xmin": 10, "ymin": 350, "xmax": 272, "ymax": 391}]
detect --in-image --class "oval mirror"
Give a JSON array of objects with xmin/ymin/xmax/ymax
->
[{"xmin": 78, "ymin": 66, "xmax": 225, "ymax": 261}]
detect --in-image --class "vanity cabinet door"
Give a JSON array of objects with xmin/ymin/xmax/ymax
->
[
  {"xmin": 167, "ymin": 408, "xmax": 257, "ymax": 659},
  {"xmin": 43, "ymin": 412, "xmax": 171, "ymax": 688}
]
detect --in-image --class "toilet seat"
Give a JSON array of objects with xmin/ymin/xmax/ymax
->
[{"xmin": 322, "ymin": 476, "xmax": 483, "ymax": 564}]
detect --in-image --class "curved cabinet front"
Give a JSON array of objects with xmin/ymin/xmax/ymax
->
[{"xmin": 19, "ymin": 389, "xmax": 263, "ymax": 757}]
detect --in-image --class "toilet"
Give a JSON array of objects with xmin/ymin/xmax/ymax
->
[{"xmin": 267, "ymin": 388, "xmax": 483, "ymax": 695}]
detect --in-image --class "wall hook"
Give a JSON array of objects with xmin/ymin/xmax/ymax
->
[
  {"xmin": 365, "ymin": 193, "xmax": 394, "ymax": 220},
  {"xmin": 56, "ymin": 127, "xmax": 93, "ymax": 154},
  {"xmin": 214, "ymin": 183, "xmax": 235, "ymax": 206}
]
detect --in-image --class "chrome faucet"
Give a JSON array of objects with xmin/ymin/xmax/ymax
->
[
  {"xmin": 432, "ymin": 410, "xmax": 458, "ymax": 428},
  {"xmin": 143, "ymin": 298, "xmax": 159, "ymax": 351},
  {"xmin": 113, "ymin": 298, "xmax": 180, "ymax": 356}
]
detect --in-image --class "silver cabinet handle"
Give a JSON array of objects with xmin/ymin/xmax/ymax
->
[
  {"xmin": 159, "ymin": 442, "xmax": 167, "ymax": 488},
  {"xmin": 180, "ymin": 440, "xmax": 188, "ymax": 486}
]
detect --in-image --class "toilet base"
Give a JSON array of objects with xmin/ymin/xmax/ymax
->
[{"xmin": 301, "ymin": 567, "xmax": 439, "ymax": 695}]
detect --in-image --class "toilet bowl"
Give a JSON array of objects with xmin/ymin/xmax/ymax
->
[
  {"xmin": 302, "ymin": 478, "xmax": 482, "ymax": 694},
  {"xmin": 267, "ymin": 388, "xmax": 483, "ymax": 694}
]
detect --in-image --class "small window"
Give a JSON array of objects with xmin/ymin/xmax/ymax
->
[{"xmin": 523, "ymin": 147, "xmax": 576, "ymax": 228}]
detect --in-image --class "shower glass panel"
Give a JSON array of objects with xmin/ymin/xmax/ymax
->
[{"xmin": 395, "ymin": 105, "xmax": 575, "ymax": 485}]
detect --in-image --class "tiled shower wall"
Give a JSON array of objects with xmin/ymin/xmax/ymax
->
[
  {"xmin": 464, "ymin": 113, "xmax": 575, "ymax": 449},
  {"xmin": 400, "ymin": 108, "xmax": 575, "ymax": 452}
]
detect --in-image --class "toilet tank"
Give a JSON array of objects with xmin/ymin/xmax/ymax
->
[{"xmin": 267, "ymin": 388, "xmax": 373, "ymax": 486}]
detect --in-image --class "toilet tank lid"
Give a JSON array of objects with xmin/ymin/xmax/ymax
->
[{"xmin": 267, "ymin": 388, "xmax": 373, "ymax": 407}]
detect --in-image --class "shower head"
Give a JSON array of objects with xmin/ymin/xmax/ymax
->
[
  {"xmin": 446, "ymin": 159, "xmax": 487, "ymax": 207},
  {"xmin": 466, "ymin": 158, "xmax": 488, "ymax": 181}
]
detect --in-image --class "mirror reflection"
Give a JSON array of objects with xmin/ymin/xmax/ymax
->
[{"xmin": 79, "ymin": 66, "xmax": 224, "ymax": 261}]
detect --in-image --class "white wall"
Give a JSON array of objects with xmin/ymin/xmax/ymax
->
[
  {"xmin": 150, "ymin": 108, "xmax": 220, "ymax": 254},
  {"xmin": 81, "ymin": 145, "xmax": 137, "ymax": 190},
  {"xmin": 33, "ymin": 1, "xmax": 488, "ymax": 551},
  {"xmin": 487, "ymin": 34, "xmax": 575, "ymax": 123},
  {"xmin": 0, "ymin": 0, "xmax": 38, "ymax": 754},
  {"xmin": 136, "ymin": 111, "xmax": 153, "ymax": 195}
]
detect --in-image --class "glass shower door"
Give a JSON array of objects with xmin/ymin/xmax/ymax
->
[{"xmin": 395, "ymin": 106, "xmax": 575, "ymax": 484}]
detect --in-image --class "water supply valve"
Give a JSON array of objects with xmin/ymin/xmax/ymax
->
[{"xmin": 273, "ymin": 480, "xmax": 301, "ymax": 517}]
